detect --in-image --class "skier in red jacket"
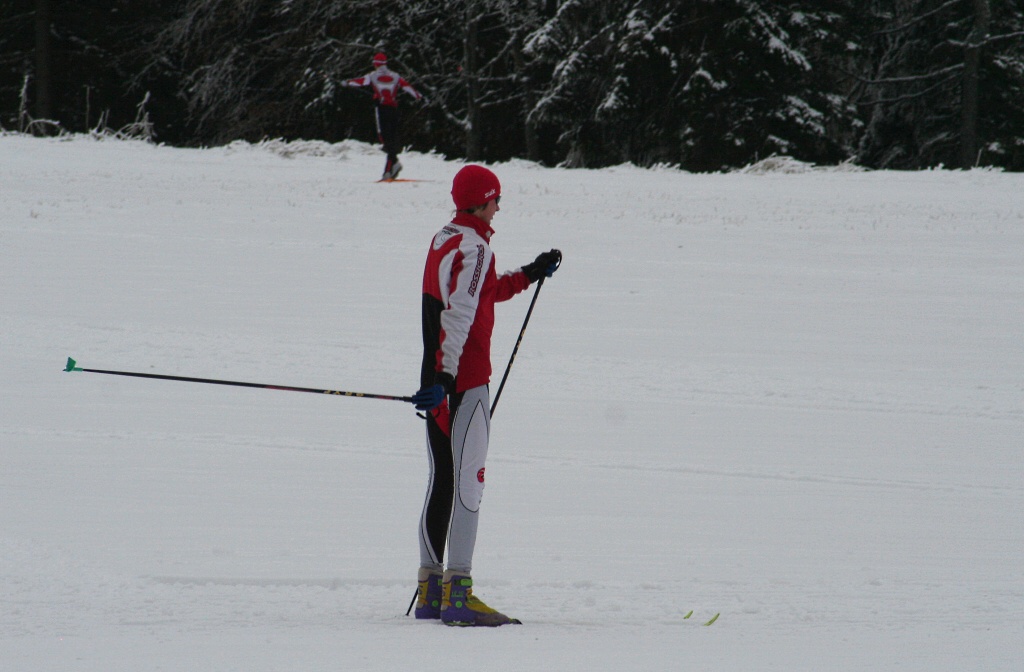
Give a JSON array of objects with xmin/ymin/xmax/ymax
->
[
  {"xmin": 410, "ymin": 165, "xmax": 561, "ymax": 626},
  {"xmin": 342, "ymin": 52, "xmax": 423, "ymax": 180}
]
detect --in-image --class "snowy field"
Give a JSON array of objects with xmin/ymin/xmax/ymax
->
[{"xmin": 2, "ymin": 133, "xmax": 1022, "ymax": 670}]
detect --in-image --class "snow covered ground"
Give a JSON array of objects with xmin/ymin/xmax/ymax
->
[{"xmin": 2, "ymin": 134, "xmax": 1022, "ymax": 670}]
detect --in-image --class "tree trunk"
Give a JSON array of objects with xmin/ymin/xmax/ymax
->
[
  {"xmin": 511, "ymin": 30, "xmax": 540, "ymax": 163},
  {"xmin": 464, "ymin": 17, "xmax": 482, "ymax": 161},
  {"xmin": 34, "ymin": 0, "xmax": 53, "ymax": 123},
  {"xmin": 961, "ymin": 0, "xmax": 991, "ymax": 168}
]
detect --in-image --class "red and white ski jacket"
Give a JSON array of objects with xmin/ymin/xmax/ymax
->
[
  {"xmin": 345, "ymin": 66, "xmax": 422, "ymax": 107},
  {"xmin": 421, "ymin": 212, "xmax": 530, "ymax": 393}
]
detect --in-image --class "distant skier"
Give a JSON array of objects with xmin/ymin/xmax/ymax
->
[
  {"xmin": 410, "ymin": 164, "xmax": 562, "ymax": 626},
  {"xmin": 342, "ymin": 52, "xmax": 423, "ymax": 181}
]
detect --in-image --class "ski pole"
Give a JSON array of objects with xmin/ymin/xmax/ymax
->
[
  {"xmin": 490, "ymin": 250, "xmax": 561, "ymax": 417},
  {"xmin": 63, "ymin": 357, "xmax": 415, "ymax": 403}
]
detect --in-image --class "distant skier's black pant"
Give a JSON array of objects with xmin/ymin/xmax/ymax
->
[{"xmin": 375, "ymin": 104, "xmax": 400, "ymax": 165}]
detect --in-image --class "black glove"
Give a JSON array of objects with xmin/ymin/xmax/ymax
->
[
  {"xmin": 411, "ymin": 372, "xmax": 455, "ymax": 412},
  {"xmin": 522, "ymin": 249, "xmax": 562, "ymax": 283}
]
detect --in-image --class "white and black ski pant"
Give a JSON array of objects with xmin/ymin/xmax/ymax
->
[{"xmin": 418, "ymin": 385, "xmax": 490, "ymax": 575}]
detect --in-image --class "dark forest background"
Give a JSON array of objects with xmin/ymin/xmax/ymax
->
[{"xmin": 2, "ymin": 1, "xmax": 1023, "ymax": 171}]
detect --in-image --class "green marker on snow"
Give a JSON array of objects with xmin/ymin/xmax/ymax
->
[{"xmin": 64, "ymin": 357, "xmax": 82, "ymax": 372}]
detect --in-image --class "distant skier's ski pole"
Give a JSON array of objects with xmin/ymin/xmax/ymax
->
[
  {"xmin": 63, "ymin": 357, "xmax": 414, "ymax": 403},
  {"xmin": 490, "ymin": 250, "xmax": 561, "ymax": 417}
]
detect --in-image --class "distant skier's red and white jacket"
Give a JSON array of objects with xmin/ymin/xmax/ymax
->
[
  {"xmin": 421, "ymin": 212, "xmax": 530, "ymax": 393},
  {"xmin": 344, "ymin": 66, "xmax": 422, "ymax": 107}
]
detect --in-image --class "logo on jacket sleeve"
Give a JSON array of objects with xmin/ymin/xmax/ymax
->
[{"xmin": 467, "ymin": 245, "xmax": 485, "ymax": 297}]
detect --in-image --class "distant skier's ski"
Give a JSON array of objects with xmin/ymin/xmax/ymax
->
[
  {"xmin": 683, "ymin": 610, "xmax": 720, "ymax": 626},
  {"xmin": 442, "ymin": 617, "xmax": 522, "ymax": 627},
  {"xmin": 376, "ymin": 178, "xmax": 429, "ymax": 183}
]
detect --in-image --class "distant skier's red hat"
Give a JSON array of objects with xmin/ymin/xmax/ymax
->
[
  {"xmin": 373, "ymin": 52, "xmax": 388, "ymax": 66},
  {"xmin": 452, "ymin": 165, "xmax": 501, "ymax": 210}
]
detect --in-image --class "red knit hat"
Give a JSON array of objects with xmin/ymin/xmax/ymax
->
[
  {"xmin": 451, "ymin": 165, "xmax": 501, "ymax": 210},
  {"xmin": 373, "ymin": 52, "xmax": 387, "ymax": 66}
]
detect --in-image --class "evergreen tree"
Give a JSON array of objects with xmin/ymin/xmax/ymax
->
[
  {"xmin": 854, "ymin": 0, "xmax": 1024, "ymax": 169},
  {"xmin": 524, "ymin": 0, "xmax": 857, "ymax": 170},
  {"xmin": 2, "ymin": 0, "xmax": 1021, "ymax": 170},
  {"xmin": 0, "ymin": 1, "xmax": 182, "ymax": 138},
  {"xmin": 152, "ymin": 0, "xmax": 547, "ymax": 156},
  {"xmin": 152, "ymin": 0, "xmax": 335, "ymax": 145}
]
